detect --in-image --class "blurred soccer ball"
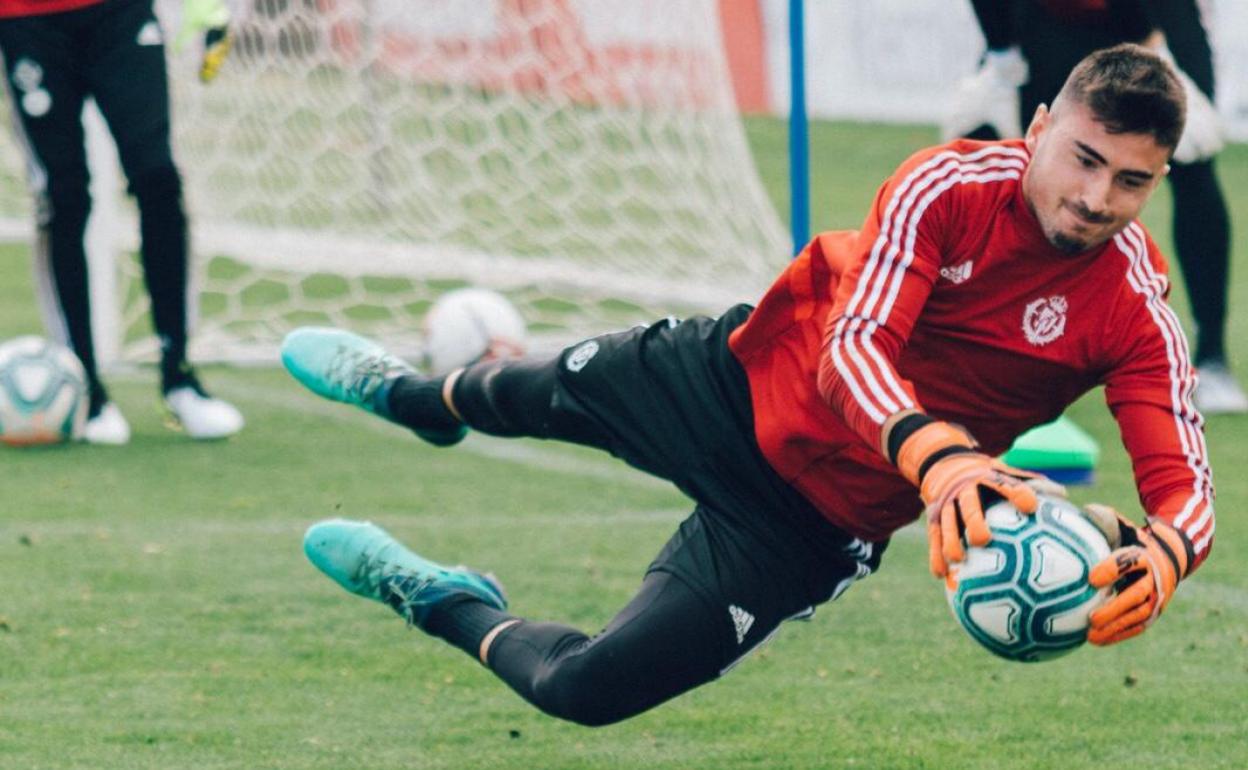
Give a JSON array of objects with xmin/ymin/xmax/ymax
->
[
  {"xmin": 0, "ymin": 335, "xmax": 89, "ymax": 446},
  {"xmin": 423, "ymin": 288, "xmax": 527, "ymax": 376},
  {"xmin": 945, "ymin": 495, "xmax": 1111, "ymax": 662}
]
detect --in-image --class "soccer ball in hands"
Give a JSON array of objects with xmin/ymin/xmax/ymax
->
[
  {"xmin": 946, "ymin": 495, "xmax": 1111, "ymax": 662},
  {"xmin": 423, "ymin": 288, "xmax": 527, "ymax": 376},
  {"xmin": 0, "ymin": 336, "xmax": 89, "ymax": 446}
]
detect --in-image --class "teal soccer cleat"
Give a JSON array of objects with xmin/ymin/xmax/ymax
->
[
  {"xmin": 281, "ymin": 327, "xmax": 466, "ymax": 445},
  {"xmin": 303, "ymin": 519, "xmax": 507, "ymax": 626},
  {"xmin": 281, "ymin": 327, "xmax": 413, "ymax": 413}
]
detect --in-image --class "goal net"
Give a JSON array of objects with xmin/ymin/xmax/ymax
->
[
  {"xmin": 152, "ymin": 0, "xmax": 790, "ymax": 362},
  {"xmin": 6, "ymin": 1, "xmax": 1247, "ymax": 366}
]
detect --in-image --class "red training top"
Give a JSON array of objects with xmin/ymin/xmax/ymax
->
[{"xmin": 729, "ymin": 139, "xmax": 1214, "ymax": 571}]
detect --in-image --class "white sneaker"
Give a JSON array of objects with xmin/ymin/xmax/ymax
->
[
  {"xmin": 164, "ymin": 386, "xmax": 245, "ymax": 439},
  {"xmin": 1194, "ymin": 363, "xmax": 1248, "ymax": 415},
  {"xmin": 82, "ymin": 402, "xmax": 131, "ymax": 445}
]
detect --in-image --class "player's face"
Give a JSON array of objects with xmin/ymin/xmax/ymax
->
[{"xmin": 1021, "ymin": 100, "xmax": 1170, "ymax": 255}]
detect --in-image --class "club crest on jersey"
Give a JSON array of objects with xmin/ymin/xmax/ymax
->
[
  {"xmin": 1022, "ymin": 295, "xmax": 1068, "ymax": 346},
  {"xmin": 12, "ymin": 58, "xmax": 42, "ymax": 92},
  {"xmin": 939, "ymin": 260, "xmax": 973, "ymax": 284},
  {"xmin": 11, "ymin": 61, "xmax": 52, "ymax": 117}
]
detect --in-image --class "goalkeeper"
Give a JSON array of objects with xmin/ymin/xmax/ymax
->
[
  {"xmin": 285, "ymin": 44, "xmax": 1212, "ymax": 726},
  {"xmin": 946, "ymin": 0, "xmax": 1245, "ymax": 414},
  {"xmin": 0, "ymin": 0, "xmax": 241, "ymax": 443}
]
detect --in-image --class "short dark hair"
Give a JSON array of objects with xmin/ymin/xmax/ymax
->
[{"xmin": 1054, "ymin": 43, "xmax": 1186, "ymax": 151}]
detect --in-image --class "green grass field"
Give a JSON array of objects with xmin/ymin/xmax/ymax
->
[{"xmin": 1, "ymin": 120, "xmax": 1246, "ymax": 769}]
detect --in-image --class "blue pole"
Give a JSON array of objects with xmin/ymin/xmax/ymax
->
[{"xmin": 788, "ymin": 0, "xmax": 809, "ymax": 256}]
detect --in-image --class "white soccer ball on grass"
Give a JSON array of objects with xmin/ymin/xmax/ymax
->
[
  {"xmin": 0, "ymin": 335, "xmax": 89, "ymax": 446},
  {"xmin": 423, "ymin": 288, "xmax": 528, "ymax": 376}
]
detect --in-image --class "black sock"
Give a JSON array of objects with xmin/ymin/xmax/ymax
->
[
  {"xmin": 381, "ymin": 577, "xmax": 515, "ymax": 660},
  {"xmin": 161, "ymin": 359, "xmax": 202, "ymax": 394},
  {"xmin": 383, "ymin": 374, "xmax": 463, "ymax": 433},
  {"xmin": 423, "ymin": 596, "xmax": 516, "ymax": 659},
  {"xmin": 87, "ymin": 379, "xmax": 110, "ymax": 418}
]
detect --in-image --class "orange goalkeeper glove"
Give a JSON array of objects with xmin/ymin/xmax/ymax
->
[
  {"xmin": 1082, "ymin": 504, "xmax": 1193, "ymax": 646},
  {"xmin": 888, "ymin": 414, "xmax": 1065, "ymax": 577}
]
